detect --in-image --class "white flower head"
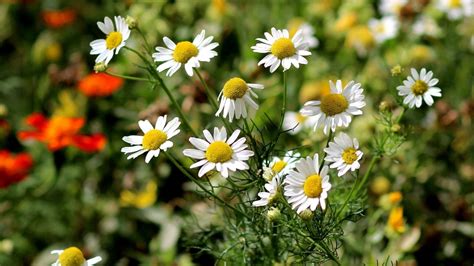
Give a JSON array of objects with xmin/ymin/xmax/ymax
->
[
  {"xmin": 216, "ymin": 77, "xmax": 264, "ymax": 122},
  {"xmin": 300, "ymin": 80, "xmax": 365, "ymax": 135},
  {"xmin": 51, "ymin": 247, "xmax": 102, "ymax": 266},
  {"xmin": 437, "ymin": 0, "xmax": 473, "ymax": 20},
  {"xmin": 252, "ymin": 176, "xmax": 280, "ymax": 207},
  {"xmin": 183, "ymin": 127, "xmax": 254, "ymax": 178},
  {"xmin": 379, "ymin": 0, "xmax": 408, "ymax": 15},
  {"xmin": 284, "ymin": 154, "xmax": 332, "ymax": 213},
  {"xmin": 368, "ymin": 16, "xmax": 399, "ymax": 43},
  {"xmin": 412, "ymin": 16, "xmax": 442, "ymax": 38},
  {"xmin": 268, "ymin": 150, "xmax": 301, "ymax": 178},
  {"xmin": 289, "ymin": 21, "xmax": 319, "ymax": 49},
  {"xmin": 90, "ymin": 16, "xmax": 131, "ymax": 65},
  {"xmin": 324, "ymin": 132, "xmax": 363, "ymax": 177},
  {"xmin": 153, "ymin": 30, "xmax": 219, "ymax": 77},
  {"xmin": 121, "ymin": 115, "xmax": 181, "ymax": 163},
  {"xmin": 251, "ymin": 27, "xmax": 311, "ymax": 73},
  {"xmin": 283, "ymin": 111, "xmax": 318, "ymax": 135},
  {"xmin": 397, "ymin": 68, "xmax": 442, "ymax": 108}
]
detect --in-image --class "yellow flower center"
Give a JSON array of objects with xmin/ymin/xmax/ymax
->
[
  {"xmin": 296, "ymin": 113, "xmax": 307, "ymax": 123},
  {"xmin": 375, "ymin": 23, "xmax": 385, "ymax": 34},
  {"xmin": 58, "ymin": 247, "xmax": 85, "ymax": 266},
  {"xmin": 271, "ymin": 160, "xmax": 287, "ymax": 173},
  {"xmin": 271, "ymin": 38, "xmax": 296, "ymax": 59},
  {"xmin": 449, "ymin": 0, "xmax": 461, "ymax": 7},
  {"xmin": 303, "ymin": 174, "xmax": 322, "ymax": 198},
  {"xmin": 411, "ymin": 80, "xmax": 428, "ymax": 96},
  {"xmin": 320, "ymin": 93, "xmax": 349, "ymax": 116},
  {"xmin": 142, "ymin": 129, "xmax": 168, "ymax": 150},
  {"xmin": 342, "ymin": 147, "xmax": 358, "ymax": 164},
  {"xmin": 222, "ymin": 77, "xmax": 248, "ymax": 99},
  {"xmin": 105, "ymin": 31, "xmax": 123, "ymax": 50},
  {"xmin": 173, "ymin": 41, "xmax": 198, "ymax": 63},
  {"xmin": 205, "ymin": 141, "xmax": 233, "ymax": 163}
]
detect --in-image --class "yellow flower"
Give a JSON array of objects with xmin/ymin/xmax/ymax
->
[
  {"xmin": 53, "ymin": 90, "xmax": 85, "ymax": 118},
  {"xmin": 387, "ymin": 207, "xmax": 405, "ymax": 234},
  {"xmin": 345, "ymin": 25, "xmax": 374, "ymax": 56},
  {"xmin": 388, "ymin": 191, "xmax": 402, "ymax": 204},
  {"xmin": 299, "ymin": 80, "xmax": 331, "ymax": 104},
  {"xmin": 334, "ymin": 12, "xmax": 358, "ymax": 33},
  {"xmin": 120, "ymin": 181, "xmax": 157, "ymax": 209}
]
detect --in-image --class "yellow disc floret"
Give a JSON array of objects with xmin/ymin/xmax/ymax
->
[
  {"xmin": 320, "ymin": 93, "xmax": 349, "ymax": 116},
  {"xmin": 106, "ymin": 31, "xmax": 123, "ymax": 49},
  {"xmin": 173, "ymin": 41, "xmax": 198, "ymax": 63},
  {"xmin": 296, "ymin": 113, "xmax": 307, "ymax": 123},
  {"xmin": 58, "ymin": 247, "xmax": 85, "ymax": 266},
  {"xmin": 271, "ymin": 160, "xmax": 287, "ymax": 173},
  {"xmin": 205, "ymin": 141, "xmax": 233, "ymax": 163},
  {"xmin": 142, "ymin": 129, "xmax": 168, "ymax": 150},
  {"xmin": 223, "ymin": 78, "xmax": 248, "ymax": 99},
  {"xmin": 303, "ymin": 174, "xmax": 323, "ymax": 198},
  {"xmin": 411, "ymin": 80, "xmax": 428, "ymax": 96},
  {"xmin": 449, "ymin": 0, "xmax": 461, "ymax": 7},
  {"xmin": 342, "ymin": 147, "xmax": 358, "ymax": 164},
  {"xmin": 271, "ymin": 38, "xmax": 296, "ymax": 59}
]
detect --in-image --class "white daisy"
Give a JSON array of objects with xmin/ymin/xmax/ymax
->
[
  {"xmin": 412, "ymin": 16, "xmax": 442, "ymax": 38},
  {"xmin": 437, "ymin": 0, "xmax": 473, "ymax": 20},
  {"xmin": 121, "ymin": 115, "xmax": 181, "ymax": 163},
  {"xmin": 397, "ymin": 68, "xmax": 442, "ymax": 108},
  {"xmin": 283, "ymin": 111, "xmax": 318, "ymax": 135},
  {"xmin": 284, "ymin": 154, "xmax": 332, "ymax": 213},
  {"xmin": 300, "ymin": 80, "xmax": 365, "ymax": 135},
  {"xmin": 216, "ymin": 77, "xmax": 264, "ymax": 122},
  {"xmin": 268, "ymin": 150, "xmax": 301, "ymax": 178},
  {"xmin": 288, "ymin": 21, "xmax": 319, "ymax": 49},
  {"xmin": 251, "ymin": 27, "xmax": 311, "ymax": 73},
  {"xmin": 252, "ymin": 176, "xmax": 280, "ymax": 207},
  {"xmin": 183, "ymin": 127, "xmax": 254, "ymax": 178},
  {"xmin": 51, "ymin": 247, "xmax": 102, "ymax": 266},
  {"xmin": 368, "ymin": 16, "xmax": 399, "ymax": 44},
  {"xmin": 90, "ymin": 16, "xmax": 131, "ymax": 65},
  {"xmin": 152, "ymin": 30, "xmax": 219, "ymax": 77},
  {"xmin": 324, "ymin": 132, "xmax": 363, "ymax": 177},
  {"xmin": 379, "ymin": 0, "xmax": 408, "ymax": 16}
]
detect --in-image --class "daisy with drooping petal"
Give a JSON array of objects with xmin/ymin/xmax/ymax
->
[
  {"xmin": 152, "ymin": 30, "xmax": 219, "ymax": 77},
  {"xmin": 51, "ymin": 246, "xmax": 102, "ymax": 266},
  {"xmin": 284, "ymin": 154, "xmax": 331, "ymax": 213},
  {"xmin": 251, "ymin": 27, "xmax": 311, "ymax": 73},
  {"xmin": 397, "ymin": 68, "xmax": 442, "ymax": 108},
  {"xmin": 283, "ymin": 111, "xmax": 318, "ymax": 135},
  {"xmin": 300, "ymin": 80, "xmax": 365, "ymax": 135},
  {"xmin": 324, "ymin": 132, "xmax": 363, "ymax": 177},
  {"xmin": 121, "ymin": 115, "xmax": 181, "ymax": 163},
  {"xmin": 252, "ymin": 176, "xmax": 280, "ymax": 207},
  {"xmin": 268, "ymin": 150, "xmax": 300, "ymax": 178},
  {"xmin": 90, "ymin": 16, "xmax": 131, "ymax": 65},
  {"xmin": 368, "ymin": 16, "xmax": 399, "ymax": 44},
  {"xmin": 183, "ymin": 127, "xmax": 254, "ymax": 178},
  {"xmin": 216, "ymin": 77, "xmax": 264, "ymax": 122},
  {"xmin": 437, "ymin": 0, "xmax": 473, "ymax": 20}
]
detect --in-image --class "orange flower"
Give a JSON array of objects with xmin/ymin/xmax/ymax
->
[
  {"xmin": 17, "ymin": 113, "xmax": 106, "ymax": 152},
  {"xmin": 42, "ymin": 9, "xmax": 76, "ymax": 29},
  {"xmin": 0, "ymin": 150, "xmax": 33, "ymax": 189},
  {"xmin": 78, "ymin": 73, "xmax": 123, "ymax": 97},
  {"xmin": 387, "ymin": 207, "xmax": 406, "ymax": 234}
]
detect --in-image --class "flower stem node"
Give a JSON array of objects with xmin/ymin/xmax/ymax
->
[
  {"xmin": 267, "ymin": 207, "xmax": 281, "ymax": 222},
  {"xmin": 299, "ymin": 209, "xmax": 314, "ymax": 220},
  {"xmin": 391, "ymin": 65, "xmax": 403, "ymax": 76},
  {"xmin": 125, "ymin": 16, "xmax": 137, "ymax": 29},
  {"xmin": 94, "ymin": 62, "xmax": 107, "ymax": 73}
]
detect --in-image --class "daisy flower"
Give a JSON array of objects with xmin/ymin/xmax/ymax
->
[
  {"xmin": 252, "ymin": 176, "xmax": 280, "ymax": 207},
  {"xmin": 300, "ymin": 80, "xmax": 365, "ymax": 135},
  {"xmin": 268, "ymin": 150, "xmax": 300, "ymax": 178},
  {"xmin": 283, "ymin": 111, "xmax": 318, "ymax": 135},
  {"xmin": 324, "ymin": 132, "xmax": 363, "ymax": 177},
  {"xmin": 412, "ymin": 16, "xmax": 442, "ymax": 38},
  {"xmin": 121, "ymin": 115, "xmax": 181, "ymax": 163},
  {"xmin": 90, "ymin": 16, "xmax": 131, "ymax": 65},
  {"xmin": 288, "ymin": 19, "xmax": 319, "ymax": 49},
  {"xmin": 437, "ymin": 0, "xmax": 473, "ymax": 20},
  {"xmin": 251, "ymin": 27, "xmax": 311, "ymax": 73},
  {"xmin": 216, "ymin": 77, "xmax": 264, "ymax": 122},
  {"xmin": 152, "ymin": 30, "xmax": 218, "ymax": 77},
  {"xmin": 379, "ymin": 0, "xmax": 407, "ymax": 16},
  {"xmin": 368, "ymin": 16, "xmax": 399, "ymax": 44},
  {"xmin": 284, "ymin": 154, "xmax": 331, "ymax": 213},
  {"xmin": 51, "ymin": 246, "xmax": 102, "ymax": 266},
  {"xmin": 183, "ymin": 127, "xmax": 254, "ymax": 178},
  {"xmin": 397, "ymin": 68, "xmax": 442, "ymax": 108}
]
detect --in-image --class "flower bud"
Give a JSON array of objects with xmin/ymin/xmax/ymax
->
[
  {"xmin": 391, "ymin": 65, "xmax": 402, "ymax": 76},
  {"xmin": 267, "ymin": 207, "xmax": 281, "ymax": 222},
  {"xmin": 94, "ymin": 62, "xmax": 107, "ymax": 73},
  {"xmin": 391, "ymin": 124, "xmax": 401, "ymax": 133},
  {"xmin": 299, "ymin": 209, "xmax": 313, "ymax": 220},
  {"xmin": 262, "ymin": 166, "xmax": 276, "ymax": 182},
  {"xmin": 126, "ymin": 16, "xmax": 137, "ymax": 29},
  {"xmin": 379, "ymin": 101, "xmax": 391, "ymax": 112}
]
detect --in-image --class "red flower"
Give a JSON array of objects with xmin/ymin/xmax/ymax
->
[
  {"xmin": 0, "ymin": 150, "xmax": 33, "ymax": 189},
  {"xmin": 41, "ymin": 9, "xmax": 76, "ymax": 29},
  {"xmin": 17, "ymin": 113, "xmax": 106, "ymax": 152},
  {"xmin": 78, "ymin": 73, "xmax": 123, "ymax": 97}
]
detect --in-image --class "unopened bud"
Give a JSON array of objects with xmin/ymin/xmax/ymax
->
[
  {"xmin": 299, "ymin": 209, "xmax": 313, "ymax": 220},
  {"xmin": 267, "ymin": 207, "xmax": 281, "ymax": 222},
  {"xmin": 379, "ymin": 101, "xmax": 391, "ymax": 112},
  {"xmin": 94, "ymin": 62, "xmax": 107, "ymax": 73},
  {"xmin": 126, "ymin": 16, "xmax": 137, "ymax": 29},
  {"xmin": 262, "ymin": 166, "xmax": 276, "ymax": 182},
  {"xmin": 391, "ymin": 124, "xmax": 401, "ymax": 133},
  {"xmin": 391, "ymin": 65, "xmax": 402, "ymax": 76}
]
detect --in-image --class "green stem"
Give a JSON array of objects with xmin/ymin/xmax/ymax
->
[
  {"xmin": 195, "ymin": 69, "xmax": 219, "ymax": 110},
  {"xmin": 320, "ymin": 130, "xmax": 334, "ymax": 171},
  {"xmin": 395, "ymin": 106, "xmax": 406, "ymax": 124},
  {"xmin": 136, "ymin": 27, "xmax": 153, "ymax": 53},
  {"xmin": 124, "ymin": 46, "xmax": 153, "ymax": 65},
  {"xmin": 105, "ymin": 71, "xmax": 153, "ymax": 82},
  {"xmin": 278, "ymin": 71, "xmax": 288, "ymax": 134}
]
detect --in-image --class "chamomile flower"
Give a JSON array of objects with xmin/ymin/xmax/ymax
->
[
  {"xmin": 324, "ymin": 132, "xmax": 363, "ymax": 177},
  {"xmin": 379, "ymin": 0, "xmax": 407, "ymax": 16},
  {"xmin": 397, "ymin": 68, "xmax": 442, "ymax": 108},
  {"xmin": 283, "ymin": 111, "xmax": 318, "ymax": 135},
  {"xmin": 300, "ymin": 80, "xmax": 365, "ymax": 135},
  {"xmin": 216, "ymin": 77, "xmax": 264, "ymax": 122},
  {"xmin": 268, "ymin": 150, "xmax": 300, "ymax": 178},
  {"xmin": 121, "ymin": 116, "xmax": 181, "ymax": 163},
  {"xmin": 90, "ymin": 16, "xmax": 131, "ymax": 65},
  {"xmin": 251, "ymin": 27, "xmax": 311, "ymax": 73},
  {"xmin": 284, "ymin": 154, "xmax": 331, "ymax": 213},
  {"xmin": 288, "ymin": 19, "xmax": 319, "ymax": 49},
  {"xmin": 183, "ymin": 127, "xmax": 254, "ymax": 178},
  {"xmin": 437, "ymin": 0, "xmax": 473, "ymax": 20},
  {"xmin": 252, "ymin": 176, "xmax": 280, "ymax": 207},
  {"xmin": 368, "ymin": 16, "xmax": 399, "ymax": 44},
  {"xmin": 412, "ymin": 16, "xmax": 442, "ymax": 38},
  {"xmin": 152, "ymin": 30, "xmax": 218, "ymax": 77},
  {"xmin": 51, "ymin": 247, "xmax": 102, "ymax": 266}
]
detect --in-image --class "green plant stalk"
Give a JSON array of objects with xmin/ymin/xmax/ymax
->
[
  {"xmin": 320, "ymin": 130, "xmax": 334, "ymax": 171},
  {"xmin": 195, "ymin": 69, "xmax": 219, "ymax": 110},
  {"xmin": 105, "ymin": 71, "xmax": 153, "ymax": 82}
]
